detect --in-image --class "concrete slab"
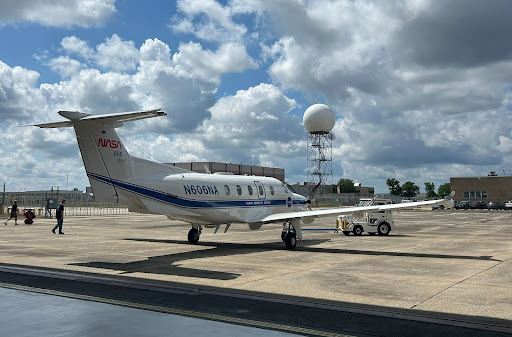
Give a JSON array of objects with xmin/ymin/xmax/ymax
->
[{"xmin": 1, "ymin": 210, "xmax": 512, "ymax": 331}]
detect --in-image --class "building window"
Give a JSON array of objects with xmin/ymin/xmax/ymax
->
[
  {"xmin": 248, "ymin": 185, "xmax": 253, "ymax": 195},
  {"xmin": 224, "ymin": 185, "xmax": 230, "ymax": 195},
  {"xmin": 270, "ymin": 186, "xmax": 274, "ymax": 195},
  {"xmin": 236, "ymin": 185, "xmax": 242, "ymax": 195},
  {"xmin": 464, "ymin": 191, "xmax": 488, "ymax": 199}
]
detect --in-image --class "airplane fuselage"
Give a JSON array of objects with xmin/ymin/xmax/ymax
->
[{"xmin": 88, "ymin": 171, "xmax": 308, "ymax": 225}]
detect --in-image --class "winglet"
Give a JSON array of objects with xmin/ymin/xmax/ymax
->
[{"xmin": 58, "ymin": 111, "xmax": 91, "ymax": 120}]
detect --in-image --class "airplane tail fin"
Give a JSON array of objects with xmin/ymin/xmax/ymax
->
[{"xmin": 34, "ymin": 109, "xmax": 187, "ymax": 204}]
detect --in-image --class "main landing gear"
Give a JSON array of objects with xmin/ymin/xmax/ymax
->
[
  {"xmin": 281, "ymin": 220, "xmax": 302, "ymax": 249},
  {"xmin": 188, "ymin": 225, "xmax": 202, "ymax": 244}
]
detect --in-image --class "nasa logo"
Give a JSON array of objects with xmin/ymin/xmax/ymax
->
[
  {"xmin": 97, "ymin": 138, "xmax": 123, "ymax": 149},
  {"xmin": 287, "ymin": 197, "xmax": 292, "ymax": 208}
]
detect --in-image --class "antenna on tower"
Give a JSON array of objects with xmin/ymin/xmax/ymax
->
[{"xmin": 303, "ymin": 104, "xmax": 335, "ymax": 198}]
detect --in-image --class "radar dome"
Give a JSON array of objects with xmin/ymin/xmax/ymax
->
[{"xmin": 303, "ymin": 104, "xmax": 335, "ymax": 134}]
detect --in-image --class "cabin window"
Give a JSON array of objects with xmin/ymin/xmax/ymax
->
[
  {"xmin": 236, "ymin": 185, "xmax": 242, "ymax": 195},
  {"xmin": 224, "ymin": 185, "xmax": 230, "ymax": 195},
  {"xmin": 248, "ymin": 185, "xmax": 253, "ymax": 195},
  {"xmin": 258, "ymin": 185, "xmax": 264, "ymax": 195},
  {"xmin": 270, "ymin": 186, "xmax": 274, "ymax": 195}
]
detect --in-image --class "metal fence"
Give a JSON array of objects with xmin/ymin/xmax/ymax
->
[{"xmin": 1, "ymin": 190, "xmax": 130, "ymax": 217}]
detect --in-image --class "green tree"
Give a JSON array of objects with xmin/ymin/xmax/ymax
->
[
  {"xmin": 437, "ymin": 183, "xmax": 451, "ymax": 198},
  {"xmin": 424, "ymin": 182, "xmax": 437, "ymax": 198},
  {"xmin": 401, "ymin": 181, "xmax": 420, "ymax": 198},
  {"xmin": 337, "ymin": 178, "xmax": 356, "ymax": 193},
  {"xmin": 386, "ymin": 178, "xmax": 402, "ymax": 195}
]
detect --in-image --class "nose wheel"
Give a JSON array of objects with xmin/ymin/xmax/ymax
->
[{"xmin": 281, "ymin": 222, "xmax": 297, "ymax": 249}]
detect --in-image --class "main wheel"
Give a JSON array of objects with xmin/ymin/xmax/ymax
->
[
  {"xmin": 281, "ymin": 230, "xmax": 287, "ymax": 241},
  {"xmin": 353, "ymin": 225, "xmax": 363, "ymax": 236},
  {"xmin": 188, "ymin": 228, "xmax": 200, "ymax": 244},
  {"xmin": 377, "ymin": 223, "xmax": 390, "ymax": 236},
  {"xmin": 285, "ymin": 232, "xmax": 297, "ymax": 249}
]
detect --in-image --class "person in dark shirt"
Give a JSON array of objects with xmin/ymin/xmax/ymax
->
[
  {"xmin": 4, "ymin": 200, "xmax": 19, "ymax": 225},
  {"xmin": 52, "ymin": 200, "xmax": 66, "ymax": 234}
]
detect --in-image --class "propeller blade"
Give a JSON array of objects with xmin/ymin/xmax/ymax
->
[{"xmin": 305, "ymin": 182, "xmax": 322, "ymax": 204}]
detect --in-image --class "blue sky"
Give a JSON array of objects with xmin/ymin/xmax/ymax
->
[{"xmin": 1, "ymin": 0, "xmax": 512, "ymax": 194}]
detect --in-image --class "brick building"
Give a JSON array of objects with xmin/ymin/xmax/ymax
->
[{"xmin": 450, "ymin": 175, "xmax": 512, "ymax": 202}]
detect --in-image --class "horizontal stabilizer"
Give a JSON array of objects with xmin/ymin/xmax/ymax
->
[
  {"xmin": 33, "ymin": 109, "xmax": 166, "ymax": 129},
  {"xmin": 32, "ymin": 121, "xmax": 73, "ymax": 128}
]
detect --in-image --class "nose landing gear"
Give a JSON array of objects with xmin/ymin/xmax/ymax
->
[{"xmin": 281, "ymin": 220, "xmax": 302, "ymax": 249}]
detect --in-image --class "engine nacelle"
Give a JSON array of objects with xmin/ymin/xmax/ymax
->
[{"xmin": 248, "ymin": 222, "xmax": 263, "ymax": 230}]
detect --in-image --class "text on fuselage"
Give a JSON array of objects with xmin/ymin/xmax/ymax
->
[{"xmin": 184, "ymin": 185, "xmax": 219, "ymax": 195}]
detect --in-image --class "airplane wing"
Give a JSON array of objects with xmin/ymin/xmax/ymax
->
[{"xmin": 260, "ymin": 197, "xmax": 454, "ymax": 223}]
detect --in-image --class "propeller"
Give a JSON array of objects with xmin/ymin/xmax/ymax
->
[{"xmin": 304, "ymin": 181, "xmax": 321, "ymax": 206}]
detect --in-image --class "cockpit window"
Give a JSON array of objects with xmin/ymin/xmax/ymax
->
[{"xmin": 281, "ymin": 183, "xmax": 289, "ymax": 193}]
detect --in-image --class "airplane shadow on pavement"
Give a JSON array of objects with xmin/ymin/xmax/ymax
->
[
  {"xmin": 70, "ymin": 239, "xmax": 330, "ymax": 280},
  {"xmin": 70, "ymin": 238, "xmax": 499, "ymax": 281}
]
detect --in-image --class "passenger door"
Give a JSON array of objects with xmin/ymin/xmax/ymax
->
[{"xmin": 254, "ymin": 181, "xmax": 266, "ymax": 199}]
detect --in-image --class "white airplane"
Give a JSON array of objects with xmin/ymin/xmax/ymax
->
[{"xmin": 35, "ymin": 109, "xmax": 452, "ymax": 249}]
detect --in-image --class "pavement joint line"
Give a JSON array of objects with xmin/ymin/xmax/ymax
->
[
  {"xmin": 409, "ymin": 255, "xmax": 512, "ymax": 311},
  {"xmin": 1, "ymin": 265, "xmax": 511, "ymax": 334},
  {"xmin": 0, "ymin": 281, "xmax": 351, "ymax": 337}
]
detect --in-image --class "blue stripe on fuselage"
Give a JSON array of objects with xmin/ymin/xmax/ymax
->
[{"xmin": 87, "ymin": 172, "xmax": 288, "ymax": 209}]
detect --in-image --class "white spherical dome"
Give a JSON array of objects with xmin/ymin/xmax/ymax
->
[{"xmin": 303, "ymin": 104, "xmax": 335, "ymax": 134}]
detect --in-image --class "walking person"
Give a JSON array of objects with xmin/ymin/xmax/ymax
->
[
  {"xmin": 52, "ymin": 200, "xmax": 66, "ymax": 234},
  {"xmin": 4, "ymin": 200, "xmax": 19, "ymax": 225}
]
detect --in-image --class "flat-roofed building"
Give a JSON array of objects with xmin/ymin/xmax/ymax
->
[
  {"xmin": 167, "ymin": 162, "xmax": 285, "ymax": 182},
  {"xmin": 288, "ymin": 182, "xmax": 375, "ymax": 206},
  {"xmin": 450, "ymin": 174, "xmax": 512, "ymax": 202}
]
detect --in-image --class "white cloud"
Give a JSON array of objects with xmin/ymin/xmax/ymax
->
[
  {"xmin": 172, "ymin": 0, "xmax": 247, "ymax": 43},
  {"xmin": 95, "ymin": 34, "xmax": 140, "ymax": 72},
  {"xmin": 197, "ymin": 83, "xmax": 301, "ymax": 163},
  {"xmin": 140, "ymin": 39, "xmax": 172, "ymax": 64},
  {"xmin": 0, "ymin": 0, "xmax": 116, "ymax": 28},
  {"xmin": 122, "ymin": 83, "xmax": 302, "ymax": 170},
  {"xmin": 172, "ymin": 41, "xmax": 257, "ymax": 90},
  {"xmin": 61, "ymin": 36, "xmax": 94, "ymax": 61},
  {"xmin": 47, "ymin": 56, "xmax": 82, "ymax": 78},
  {"xmin": 0, "ymin": 61, "xmax": 42, "ymax": 120}
]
